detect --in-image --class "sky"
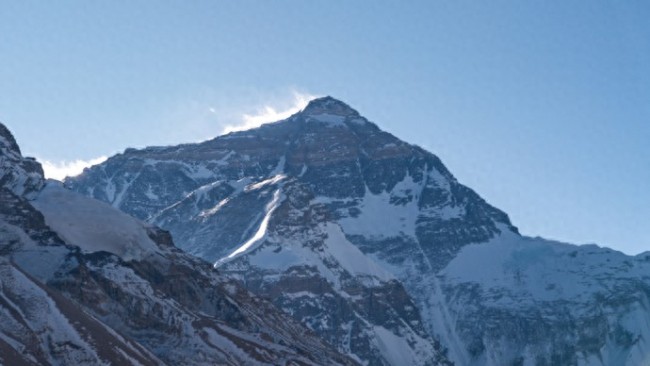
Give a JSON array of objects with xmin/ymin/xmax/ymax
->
[{"xmin": 1, "ymin": 1, "xmax": 648, "ymax": 254}]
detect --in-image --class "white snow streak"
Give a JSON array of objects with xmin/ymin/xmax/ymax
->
[{"xmin": 217, "ymin": 189, "xmax": 283, "ymax": 265}]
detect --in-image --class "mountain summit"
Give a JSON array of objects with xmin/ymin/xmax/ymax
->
[
  {"xmin": 68, "ymin": 98, "xmax": 650, "ymax": 366},
  {"xmin": 302, "ymin": 96, "xmax": 361, "ymax": 117}
]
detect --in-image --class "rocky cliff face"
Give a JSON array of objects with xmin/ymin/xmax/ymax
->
[
  {"xmin": 0, "ymin": 123, "xmax": 44, "ymax": 198},
  {"xmin": 0, "ymin": 122, "xmax": 356, "ymax": 366},
  {"xmin": 67, "ymin": 97, "xmax": 650, "ymax": 366}
]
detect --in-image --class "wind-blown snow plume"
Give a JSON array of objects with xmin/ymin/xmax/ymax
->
[
  {"xmin": 40, "ymin": 156, "xmax": 108, "ymax": 180},
  {"xmin": 221, "ymin": 92, "xmax": 318, "ymax": 134}
]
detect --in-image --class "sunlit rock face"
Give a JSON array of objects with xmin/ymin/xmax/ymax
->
[{"xmin": 70, "ymin": 97, "xmax": 650, "ymax": 366}]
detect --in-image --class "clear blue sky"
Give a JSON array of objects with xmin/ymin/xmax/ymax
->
[{"xmin": 1, "ymin": 1, "xmax": 648, "ymax": 254}]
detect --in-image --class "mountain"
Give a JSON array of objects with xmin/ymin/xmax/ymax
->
[
  {"xmin": 0, "ymin": 122, "xmax": 357, "ymax": 365},
  {"xmin": 67, "ymin": 96, "xmax": 650, "ymax": 366}
]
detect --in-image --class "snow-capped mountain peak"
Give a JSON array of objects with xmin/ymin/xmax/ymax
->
[
  {"xmin": 66, "ymin": 97, "xmax": 650, "ymax": 366},
  {"xmin": 301, "ymin": 96, "xmax": 361, "ymax": 118},
  {"xmin": 64, "ymin": 98, "xmax": 515, "ymax": 365}
]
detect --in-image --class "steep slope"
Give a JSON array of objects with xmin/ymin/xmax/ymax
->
[
  {"xmin": 0, "ymin": 125, "xmax": 163, "ymax": 365},
  {"xmin": 0, "ymin": 122, "xmax": 357, "ymax": 366},
  {"xmin": 67, "ymin": 96, "xmax": 650, "ymax": 365},
  {"xmin": 440, "ymin": 231, "xmax": 650, "ymax": 366}
]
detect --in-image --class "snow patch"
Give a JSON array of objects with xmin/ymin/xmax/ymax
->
[
  {"xmin": 32, "ymin": 182, "xmax": 159, "ymax": 261},
  {"xmin": 372, "ymin": 326, "xmax": 418, "ymax": 366},
  {"xmin": 338, "ymin": 175, "xmax": 423, "ymax": 240},
  {"xmin": 245, "ymin": 222, "xmax": 394, "ymax": 289},
  {"xmin": 322, "ymin": 224, "xmax": 394, "ymax": 282},
  {"xmin": 245, "ymin": 174, "xmax": 286, "ymax": 192},
  {"xmin": 199, "ymin": 198, "xmax": 230, "ymax": 218}
]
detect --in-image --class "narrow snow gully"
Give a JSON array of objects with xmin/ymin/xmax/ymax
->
[{"xmin": 214, "ymin": 189, "xmax": 284, "ymax": 267}]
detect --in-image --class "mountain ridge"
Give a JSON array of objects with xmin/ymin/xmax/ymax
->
[
  {"xmin": 62, "ymin": 97, "xmax": 504, "ymax": 365},
  {"xmin": 0, "ymin": 121, "xmax": 359, "ymax": 365},
  {"xmin": 65, "ymin": 96, "xmax": 650, "ymax": 366}
]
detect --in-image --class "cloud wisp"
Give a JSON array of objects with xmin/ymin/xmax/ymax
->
[
  {"xmin": 220, "ymin": 92, "xmax": 317, "ymax": 134},
  {"xmin": 39, "ymin": 156, "xmax": 108, "ymax": 181}
]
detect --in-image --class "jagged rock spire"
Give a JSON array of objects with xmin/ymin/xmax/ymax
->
[{"xmin": 0, "ymin": 122, "xmax": 45, "ymax": 198}]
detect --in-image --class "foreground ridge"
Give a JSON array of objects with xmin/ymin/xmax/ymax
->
[{"xmin": 0, "ymin": 122, "xmax": 357, "ymax": 366}]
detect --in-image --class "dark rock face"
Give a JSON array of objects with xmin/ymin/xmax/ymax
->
[
  {"xmin": 44, "ymin": 236, "xmax": 356, "ymax": 366},
  {"xmin": 0, "ymin": 122, "xmax": 357, "ymax": 366},
  {"xmin": 66, "ymin": 97, "xmax": 650, "ymax": 366},
  {"xmin": 0, "ymin": 123, "xmax": 44, "ymax": 198},
  {"xmin": 0, "ymin": 255, "xmax": 165, "ymax": 366}
]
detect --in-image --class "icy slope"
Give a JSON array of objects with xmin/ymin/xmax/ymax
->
[
  {"xmin": 33, "ymin": 181, "xmax": 160, "ymax": 261},
  {"xmin": 438, "ymin": 229, "xmax": 650, "ymax": 366}
]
